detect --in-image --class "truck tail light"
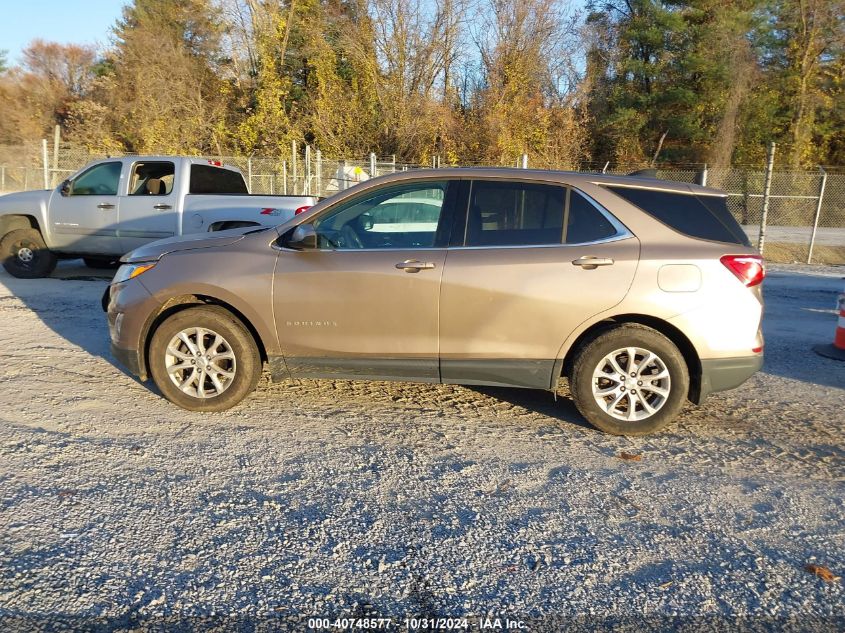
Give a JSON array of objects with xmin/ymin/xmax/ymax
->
[
  {"xmin": 720, "ymin": 255, "xmax": 765, "ymax": 287},
  {"xmin": 294, "ymin": 206, "xmax": 311, "ymax": 215}
]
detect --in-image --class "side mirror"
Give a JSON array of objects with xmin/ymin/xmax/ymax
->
[
  {"xmin": 287, "ymin": 223, "xmax": 318, "ymax": 250},
  {"xmin": 60, "ymin": 180, "xmax": 71, "ymax": 196}
]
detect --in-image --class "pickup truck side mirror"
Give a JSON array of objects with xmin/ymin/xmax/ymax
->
[
  {"xmin": 59, "ymin": 180, "xmax": 71, "ymax": 196},
  {"xmin": 287, "ymin": 223, "xmax": 318, "ymax": 250}
]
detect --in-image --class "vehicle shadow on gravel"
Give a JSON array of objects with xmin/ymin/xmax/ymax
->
[
  {"xmin": 0, "ymin": 264, "xmax": 147, "ymax": 385},
  {"xmin": 468, "ymin": 386, "xmax": 595, "ymax": 431}
]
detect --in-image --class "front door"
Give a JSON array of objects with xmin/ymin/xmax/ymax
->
[
  {"xmin": 273, "ymin": 179, "xmax": 457, "ymax": 381},
  {"xmin": 119, "ymin": 160, "xmax": 179, "ymax": 253},
  {"xmin": 50, "ymin": 161, "xmax": 123, "ymax": 254},
  {"xmin": 439, "ymin": 180, "xmax": 640, "ymax": 388}
]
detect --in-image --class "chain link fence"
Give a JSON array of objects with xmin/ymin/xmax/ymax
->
[{"xmin": 1, "ymin": 142, "xmax": 843, "ymax": 265}]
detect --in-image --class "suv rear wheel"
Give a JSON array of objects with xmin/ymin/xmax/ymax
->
[
  {"xmin": 149, "ymin": 306, "xmax": 261, "ymax": 412},
  {"xmin": 1, "ymin": 228, "xmax": 58, "ymax": 278},
  {"xmin": 569, "ymin": 324, "xmax": 689, "ymax": 436}
]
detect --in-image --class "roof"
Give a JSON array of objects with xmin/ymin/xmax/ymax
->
[{"xmin": 364, "ymin": 167, "xmax": 725, "ymax": 196}]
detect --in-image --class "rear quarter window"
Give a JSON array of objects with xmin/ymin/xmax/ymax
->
[
  {"xmin": 605, "ymin": 186, "xmax": 750, "ymax": 246},
  {"xmin": 190, "ymin": 165, "xmax": 249, "ymax": 194}
]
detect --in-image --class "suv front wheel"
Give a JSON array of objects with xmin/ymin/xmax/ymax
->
[
  {"xmin": 569, "ymin": 324, "xmax": 689, "ymax": 436},
  {"xmin": 149, "ymin": 306, "xmax": 261, "ymax": 412}
]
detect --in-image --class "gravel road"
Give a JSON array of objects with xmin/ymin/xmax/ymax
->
[{"xmin": 0, "ymin": 261, "xmax": 843, "ymax": 631}]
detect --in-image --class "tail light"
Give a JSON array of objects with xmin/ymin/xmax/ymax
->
[
  {"xmin": 720, "ymin": 254, "xmax": 765, "ymax": 287},
  {"xmin": 294, "ymin": 206, "xmax": 311, "ymax": 215}
]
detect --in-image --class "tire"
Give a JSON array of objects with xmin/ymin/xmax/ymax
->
[
  {"xmin": 569, "ymin": 324, "xmax": 689, "ymax": 436},
  {"xmin": 1, "ymin": 228, "xmax": 58, "ymax": 279},
  {"xmin": 83, "ymin": 257, "xmax": 121, "ymax": 270},
  {"xmin": 148, "ymin": 306, "xmax": 262, "ymax": 412}
]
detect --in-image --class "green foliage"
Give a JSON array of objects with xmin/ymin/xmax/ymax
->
[{"xmin": 0, "ymin": 0, "xmax": 842, "ymax": 168}]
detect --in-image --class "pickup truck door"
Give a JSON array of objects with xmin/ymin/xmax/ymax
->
[
  {"xmin": 118, "ymin": 160, "xmax": 179, "ymax": 253},
  {"xmin": 50, "ymin": 160, "xmax": 123, "ymax": 254}
]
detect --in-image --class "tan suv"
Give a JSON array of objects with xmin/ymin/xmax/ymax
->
[{"xmin": 105, "ymin": 169, "xmax": 764, "ymax": 435}]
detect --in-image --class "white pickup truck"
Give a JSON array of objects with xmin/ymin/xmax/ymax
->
[{"xmin": 0, "ymin": 156, "xmax": 318, "ymax": 278}]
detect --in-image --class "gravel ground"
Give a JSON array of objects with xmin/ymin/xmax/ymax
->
[{"xmin": 0, "ymin": 261, "xmax": 843, "ymax": 631}]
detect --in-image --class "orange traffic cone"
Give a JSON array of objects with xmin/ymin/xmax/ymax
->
[{"xmin": 814, "ymin": 286, "xmax": 845, "ymax": 361}]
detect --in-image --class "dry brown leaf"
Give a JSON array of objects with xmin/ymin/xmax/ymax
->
[
  {"xmin": 804, "ymin": 564, "xmax": 840, "ymax": 582},
  {"xmin": 618, "ymin": 452, "xmax": 642, "ymax": 461}
]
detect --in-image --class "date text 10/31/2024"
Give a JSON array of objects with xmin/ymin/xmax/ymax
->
[{"xmin": 307, "ymin": 617, "xmax": 527, "ymax": 630}]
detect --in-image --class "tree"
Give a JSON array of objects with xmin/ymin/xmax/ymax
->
[
  {"xmin": 0, "ymin": 40, "xmax": 97, "ymax": 144},
  {"xmin": 473, "ymin": 0, "xmax": 588, "ymax": 167},
  {"xmin": 769, "ymin": 0, "xmax": 845, "ymax": 167},
  {"xmin": 107, "ymin": 0, "xmax": 232, "ymax": 154}
]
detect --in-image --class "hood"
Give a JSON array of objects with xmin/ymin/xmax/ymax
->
[
  {"xmin": 122, "ymin": 226, "xmax": 270, "ymax": 263},
  {"xmin": 0, "ymin": 189, "xmax": 51, "ymax": 211}
]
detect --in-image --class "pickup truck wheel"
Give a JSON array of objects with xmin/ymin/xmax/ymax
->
[
  {"xmin": 569, "ymin": 324, "xmax": 689, "ymax": 436},
  {"xmin": 1, "ymin": 228, "xmax": 58, "ymax": 279},
  {"xmin": 83, "ymin": 257, "xmax": 121, "ymax": 270},
  {"xmin": 148, "ymin": 306, "xmax": 261, "ymax": 412}
]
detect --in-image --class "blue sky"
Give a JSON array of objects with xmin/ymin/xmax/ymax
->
[{"xmin": 1, "ymin": 0, "xmax": 126, "ymax": 64}]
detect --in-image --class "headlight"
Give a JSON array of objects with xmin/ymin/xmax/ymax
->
[{"xmin": 113, "ymin": 262, "xmax": 157, "ymax": 284}]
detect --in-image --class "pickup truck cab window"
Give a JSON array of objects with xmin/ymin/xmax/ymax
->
[
  {"xmin": 189, "ymin": 164, "xmax": 249, "ymax": 194},
  {"xmin": 70, "ymin": 161, "xmax": 122, "ymax": 196},
  {"xmin": 312, "ymin": 181, "xmax": 448, "ymax": 249},
  {"xmin": 129, "ymin": 162, "xmax": 175, "ymax": 196}
]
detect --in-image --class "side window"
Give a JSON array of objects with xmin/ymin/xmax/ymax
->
[
  {"xmin": 565, "ymin": 190, "xmax": 619, "ymax": 244},
  {"xmin": 312, "ymin": 181, "xmax": 448, "ymax": 249},
  {"xmin": 129, "ymin": 162, "xmax": 175, "ymax": 196},
  {"xmin": 70, "ymin": 162, "xmax": 122, "ymax": 196},
  {"xmin": 606, "ymin": 186, "xmax": 748, "ymax": 245},
  {"xmin": 465, "ymin": 181, "xmax": 565, "ymax": 246},
  {"xmin": 189, "ymin": 165, "xmax": 249, "ymax": 194}
]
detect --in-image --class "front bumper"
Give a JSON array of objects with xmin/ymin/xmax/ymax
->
[
  {"xmin": 111, "ymin": 342, "xmax": 144, "ymax": 379},
  {"xmin": 105, "ymin": 278, "xmax": 159, "ymax": 382},
  {"xmin": 696, "ymin": 354, "xmax": 763, "ymax": 402}
]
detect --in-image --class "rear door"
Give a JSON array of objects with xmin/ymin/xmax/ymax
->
[
  {"xmin": 439, "ymin": 179, "xmax": 640, "ymax": 388},
  {"xmin": 118, "ymin": 160, "xmax": 179, "ymax": 253},
  {"xmin": 50, "ymin": 160, "xmax": 123, "ymax": 254},
  {"xmin": 273, "ymin": 179, "xmax": 459, "ymax": 381}
]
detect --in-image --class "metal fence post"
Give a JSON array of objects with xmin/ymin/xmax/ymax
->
[
  {"xmin": 315, "ymin": 149, "xmax": 322, "ymax": 197},
  {"xmin": 391, "ymin": 155, "xmax": 396, "ymax": 173},
  {"xmin": 521, "ymin": 153, "xmax": 528, "ymax": 169},
  {"xmin": 304, "ymin": 145, "xmax": 312, "ymax": 196},
  {"xmin": 292, "ymin": 140, "xmax": 298, "ymax": 195},
  {"xmin": 282, "ymin": 160, "xmax": 287, "ymax": 195},
  {"xmin": 757, "ymin": 142, "xmax": 776, "ymax": 255},
  {"xmin": 338, "ymin": 159, "xmax": 347, "ymax": 191},
  {"xmin": 247, "ymin": 155, "xmax": 253, "ymax": 193},
  {"xmin": 1, "ymin": 166, "xmax": 5, "ymax": 192},
  {"xmin": 807, "ymin": 167, "xmax": 828, "ymax": 264},
  {"xmin": 52, "ymin": 125, "xmax": 60, "ymax": 188},
  {"xmin": 369, "ymin": 152, "xmax": 376, "ymax": 178},
  {"xmin": 41, "ymin": 139, "xmax": 49, "ymax": 189}
]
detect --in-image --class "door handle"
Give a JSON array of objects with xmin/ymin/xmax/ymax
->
[
  {"xmin": 572, "ymin": 256, "xmax": 614, "ymax": 269},
  {"xmin": 153, "ymin": 204, "xmax": 172, "ymax": 210},
  {"xmin": 395, "ymin": 260, "xmax": 436, "ymax": 273},
  {"xmin": 97, "ymin": 203, "xmax": 115, "ymax": 210}
]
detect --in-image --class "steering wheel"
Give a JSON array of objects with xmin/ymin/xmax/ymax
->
[
  {"xmin": 341, "ymin": 224, "xmax": 364, "ymax": 249},
  {"xmin": 95, "ymin": 183, "xmax": 114, "ymax": 194}
]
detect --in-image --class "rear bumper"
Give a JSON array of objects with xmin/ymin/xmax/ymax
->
[
  {"xmin": 695, "ymin": 354, "xmax": 763, "ymax": 403},
  {"xmin": 111, "ymin": 343, "xmax": 144, "ymax": 380}
]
